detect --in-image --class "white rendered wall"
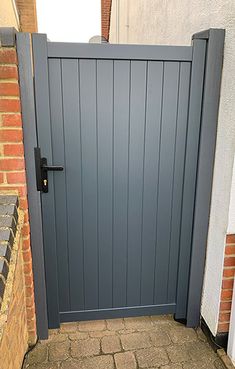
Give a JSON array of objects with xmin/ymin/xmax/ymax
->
[
  {"xmin": 110, "ymin": 0, "xmax": 235, "ymax": 336},
  {"xmin": 227, "ymin": 155, "xmax": 235, "ymax": 235}
]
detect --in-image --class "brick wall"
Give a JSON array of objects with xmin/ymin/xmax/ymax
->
[
  {"xmin": 101, "ymin": 0, "xmax": 112, "ymax": 40},
  {"xmin": 0, "ymin": 198, "xmax": 28, "ymax": 369},
  {"xmin": 0, "ymin": 46, "xmax": 36, "ymax": 344},
  {"xmin": 218, "ymin": 234, "xmax": 235, "ymax": 333},
  {"xmin": 16, "ymin": 0, "xmax": 38, "ymax": 33}
]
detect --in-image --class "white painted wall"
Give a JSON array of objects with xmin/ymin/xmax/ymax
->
[
  {"xmin": 110, "ymin": 0, "xmax": 235, "ymax": 336},
  {"xmin": 227, "ymin": 155, "xmax": 235, "ymax": 235}
]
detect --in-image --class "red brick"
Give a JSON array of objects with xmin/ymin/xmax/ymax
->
[
  {"xmin": 24, "ymin": 211, "xmax": 29, "ymax": 223},
  {"xmin": 220, "ymin": 301, "xmax": 232, "ymax": 311},
  {"xmin": 0, "ymin": 83, "xmax": 19, "ymax": 96},
  {"xmin": 2, "ymin": 114, "xmax": 22, "ymax": 127},
  {"xmin": 223, "ymin": 269, "xmax": 235, "ymax": 278},
  {"xmin": 4, "ymin": 143, "xmax": 24, "ymax": 156},
  {"xmin": 0, "ymin": 173, "xmax": 4, "ymax": 183},
  {"xmin": 25, "ymin": 285, "xmax": 34, "ymax": 298},
  {"xmin": 225, "ymin": 245, "xmax": 235, "ymax": 255},
  {"xmin": 0, "ymin": 158, "xmax": 25, "ymax": 170},
  {"xmin": 0, "ymin": 99, "xmax": 21, "ymax": 112},
  {"xmin": 224, "ymin": 257, "xmax": 235, "ymax": 267},
  {"xmin": 222, "ymin": 279, "xmax": 234, "ymax": 290},
  {"xmin": 22, "ymin": 237, "xmax": 30, "ymax": 251},
  {"xmin": 227, "ymin": 235, "xmax": 235, "ymax": 244},
  {"xmin": 221, "ymin": 290, "xmax": 233, "ymax": 301},
  {"xmin": 0, "ymin": 129, "xmax": 23, "ymax": 142},
  {"xmin": 0, "ymin": 65, "xmax": 18, "ymax": 79},
  {"xmin": 23, "ymin": 249, "xmax": 32, "ymax": 263},
  {"xmin": 25, "ymin": 273, "xmax": 34, "ymax": 287},
  {"xmin": 0, "ymin": 49, "xmax": 17, "ymax": 64},
  {"xmin": 26, "ymin": 306, "xmax": 36, "ymax": 319},
  {"xmin": 6, "ymin": 171, "xmax": 26, "ymax": 183},
  {"xmin": 27, "ymin": 319, "xmax": 37, "ymax": 332},
  {"xmin": 218, "ymin": 322, "xmax": 230, "ymax": 333},
  {"xmin": 19, "ymin": 197, "xmax": 28, "ymax": 210},
  {"xmin": 24, "ymin": 261, "xmax": 33, "ymax": 274},
  {"xmin": 22, "ymin": 222, "xmax": 30, "ymax": 237},
  {"xmin": 219, "ymin": 312, "xmax": 231, "ymax": 322},
  {"xmin": 26, "ymin": 295, "xmax": 35, "ymax": 308}
]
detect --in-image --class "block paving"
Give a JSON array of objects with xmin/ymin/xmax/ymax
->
[{"xmin": 23, "ymin": 315, "xmax": 226, "ymax": 369}]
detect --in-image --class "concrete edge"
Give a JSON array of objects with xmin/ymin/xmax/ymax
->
[{"xmin": 218, "ymin": 349, "xmax": 235, "ymax": 369}]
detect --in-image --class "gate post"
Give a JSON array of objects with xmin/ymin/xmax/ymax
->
[
  {"xmin": 187, "ymin": 29, "xmax": 225, "ymax": 327},
  {"xmin": 16, "ymin": 33, "xmax": 48, "ymax": 339}
]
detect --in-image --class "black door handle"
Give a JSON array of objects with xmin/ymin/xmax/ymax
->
[
  {"xmin": 35, "ymin": 147, "xmax": 64, "ymax": 193},
  {"xmin": 41, "ymin": 163, "xmax": 64, "ymax": 171}
]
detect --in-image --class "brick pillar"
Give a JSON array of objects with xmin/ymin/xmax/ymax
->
[
  {"xmin": 101, "ymin": 0, "xmax": 112, "ymax": 40},
  {"xmin": 0, "ymin": 44, "xmax": 37, "ymax": 344},
  {"xmin": 218, "ymin": 234, "xmax": 235, "ymax": 334}
]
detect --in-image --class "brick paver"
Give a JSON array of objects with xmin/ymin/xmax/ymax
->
[{"xmin": 23, "ymin": 315, "xmax": 226, "ymax": 369}]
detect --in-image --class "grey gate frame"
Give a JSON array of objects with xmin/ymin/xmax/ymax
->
[{"xmin": 16, "ymin": 29, "xmax": 224, "ymax": 339}]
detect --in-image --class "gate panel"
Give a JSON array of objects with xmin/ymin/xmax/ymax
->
[{"xmin": 32, "ymin": 35, "xmax": 206, "ymax": 327}]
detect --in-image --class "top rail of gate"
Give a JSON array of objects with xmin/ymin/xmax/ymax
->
[{"xmin": 46, "ymin": 41, "xmax": 193, "ymax": 61}]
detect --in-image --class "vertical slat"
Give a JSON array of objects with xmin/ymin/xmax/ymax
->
[
  {"xmin": 97, "ymin": 60, "xmax": 113, "ymax": 308},
  {"xmin": 79, "ymin": 59, "xmax": 98, "ymax": 309},
  {"xmin": 140, "ymin": 61, "xmax": 163, "ymax": 305},
  {"xmin": 113, "ymin": 60, "xmax": 130, "ymax": 307},
  {"xmin": 175, "ymin": 39, "xmax": 207, "ymax": 319},
  {"xmin": 61, "ymin": 59, "xmax": 84, "ymax": 311},
  {"xmin": 127, "ymin": 61, "xmax": 147, "ymax": 306},
  {"xmin": 167, "ymin": 62, "xmax": 191, "ymax": 303},
  {"xmin": 154, "ymin": 62, "xmax": 180, "ymax": 304},
  {"xmin": 32, "ymin": 34, "xmax": 60, "ymax": 328},
  {"xmin": 48, "ymin": 59, "xmax": 70, "ymax": 312}
]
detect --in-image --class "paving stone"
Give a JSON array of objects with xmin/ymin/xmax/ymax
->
[
  {"xmin": 42, "ymin": 333, "xmax": 68, "ymax": 343},
  {"xmin": 80, "ymin": 355, "xmax": 114, "ymax": 369},
  {"xmin": 24, "ymin": 364, "xmax": 59, "ymax": 369},
  {"xmin": 79, "ymin": 320, "xmax": 106, "ymax": 331},
  {"xmin": 90, "ymin": 330, "xmax": 116, "ymax": 338},
  {"xmin": 166, "ymin": 345, "xmax": 190, "ymax": 363},
  {"xmin": 59, "ymin": 322, "xmax": 78, "ymax": 333},
  {"xmin": 136, "ymin": 347, "xmax": 169, "ymax": 367},
  {"xmin": 182, "ymin": 360, "xmax": 219, "ymax": 369},
  {"xmin": 68, "ymin": 331, "xmax": 89, "ymax": 340},
  {"xmin": 124, "ymin": 316, "xmax": 153, "ymax": 330},
  {"xmin": 27, "ymin": 344, "xmax": 48, "ymax": 365},
  {"xmin": 121, "ymin": 332, "xmax": 151, "ymax": 350},
  {"xmin": 114, "ymin": 351, "xmax": 137, "ymax": 369},
  {"xmin": 149, "ymin": 329, "xmax": 171, "ymax": 346},
  {"xmin": 168, "ymin": 326, "xmax": 198, "ymax": 344},
  {"xmin": 151, "ymin": 315, "xmax": 175, "ymax": 324},
  {"xmin": 71, "ymin": 338, "xmax": 100, "ymax": 358},
  {"xmin": 48, "ymin": 341, "xmax": 70, "ymax": 362},
  {"xmin": 101, "ymin": 335, "xmax": 121, "ymax": 353},
  {"xmin": 106, "ymin": 318, "xmax": 125, "ymax": 331},
  {"xmin": 60, "ymin": 359, "xmax": 81, "ymax": 369},
  {"xmin": 160, "ymin": 365, "xmax": 183, "ymax": 369},
  {"xmin": 186, "ymin": 341, "xmax": 217, "ymax": 362}
]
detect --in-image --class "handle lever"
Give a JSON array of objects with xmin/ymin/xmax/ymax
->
[
  {"xmin": 34, "ymin": 147, "xmax": 63, "ymax": 193},
  {"xmin": 42, "ymin": 164, "xmax": 64, "ymax": 171}
]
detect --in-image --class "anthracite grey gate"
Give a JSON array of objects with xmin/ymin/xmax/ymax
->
[{"xmin": 32, "ymin": 35, "xmax": 206, "ymax": 328}]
